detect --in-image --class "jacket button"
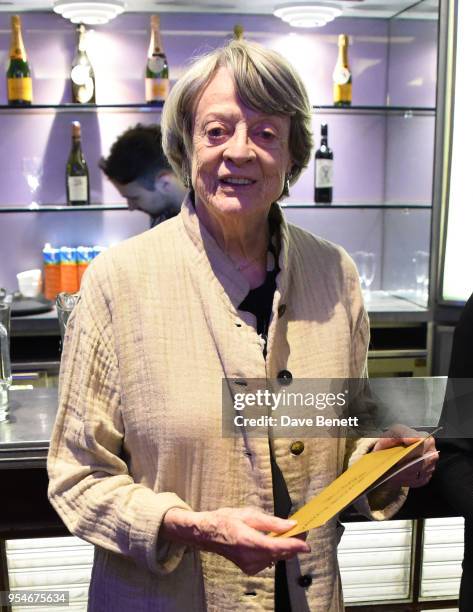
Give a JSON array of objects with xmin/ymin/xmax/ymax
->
[
  {"xmin": 290, "ymin": 441, "xmax": 304, "ymax": 455},
  {"xmin": 278, "ymin": 304, "xmax": 286, "ymax": 317},
  {"xmin": 298, "ymin": 574, "xmax": 312, "ymax": 588},
  {"xmin": 277, "ymin": 370, "xmax": 292, "ymax": 385}
]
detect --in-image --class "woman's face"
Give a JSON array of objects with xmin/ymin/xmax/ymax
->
[{"xmin": 191, "ymin": 67, "xmax": 292, "ymax": 220}]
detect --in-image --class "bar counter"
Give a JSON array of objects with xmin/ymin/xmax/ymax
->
[{"xmin": 0, "ymin": 387, "xmax": 459, "ymax": 611}]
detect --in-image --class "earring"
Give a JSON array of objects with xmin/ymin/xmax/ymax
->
[
  {"xmin": 183, "ymin": 174, "xmax": 191, "ymax": 189},
  {"xmin": 284, "ymin": 173, "xmax": 292, "ymax": 195}
]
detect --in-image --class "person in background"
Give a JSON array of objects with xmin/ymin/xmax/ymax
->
[
  {"xmin": 395, "ymin": 292, "xmax": 473, "ymax": 611},
  {"xmin": 433, "ymin": 293, "xmax": 473, "ymax": 611},
  {"xmin": 99, "ymin": 123, "xmax": 187, "ymax": 227}
]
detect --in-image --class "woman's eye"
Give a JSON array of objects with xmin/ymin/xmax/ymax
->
[
  {"xmin": 255, "ymin": 129, "xmax": 278, "ymax": 144},
  {"xmin": 206, "ymin": 127, "xmax": 226, "ymax": 139}
]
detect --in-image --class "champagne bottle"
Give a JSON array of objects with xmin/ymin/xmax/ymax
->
[
  {"xmin": 145, "ymin": 15, "xmax": 169, "ymax": 105},
  {"xmin": 314, "ymin": 124, "xmax": 333, "ymax": 204},
  {"xmin": 71, "ymin": 23, "xmax": 96, "ymax": 104},
  {"xmin": 66, "ymin": 121, "xmax": 90, "ymax": 206},
  {"xmin": 333, "ymin": 34, "xmax": 352, "ymax": 107},
  {"xmin": 7, "ymin": 15, "xmax": 32, "ymax": 106}
]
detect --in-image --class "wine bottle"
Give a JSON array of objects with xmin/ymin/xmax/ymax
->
[
  {"xmin": 66, "ymin": 122, "xmax": 90, "ymax": 206},
  {"xmin": 6, "ymin": 15, "xmax": 32, "ymax": 106},
  {"xmin": 314, "ymin": 124, "xmax": 333, "ymax": 204},
  {"xmin": 333, "ymin": 34, "xmax": 352, "ymax": 107},
  {"xmin": 71, "ymin": 23, "xmax": 96, "ymax": 104},
  {"xmin": 145, "ymin": 15, "xmax": 169, "ymax": 105}
]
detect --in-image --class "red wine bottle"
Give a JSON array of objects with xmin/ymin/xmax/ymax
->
[{"xmin": 314, "ymin": 123, "xmax": 333, "ymax": 204}]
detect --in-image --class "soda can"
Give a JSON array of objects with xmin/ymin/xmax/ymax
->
[
  {"xmin": 42, "ymin": 243, "xmax": 60, "ymax": 301},
  {"xmin": 59, "ymin": 246, "xmax": 79, "ymax": 293},
  {"xmin": 92, "ymin": 245, "xmax": 107, "ymax": 259}
]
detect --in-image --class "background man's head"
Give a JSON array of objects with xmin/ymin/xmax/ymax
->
[{"xmin": 99, "ymin": 124, "xmax": 186, "ymax": 218}]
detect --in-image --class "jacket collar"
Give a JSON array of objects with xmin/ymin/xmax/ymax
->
[{"xmin": 179, "ymin": 192, "xmax": 292, "ymax": 311}]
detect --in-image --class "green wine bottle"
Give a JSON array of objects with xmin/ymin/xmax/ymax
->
[
  {"xmin": 66, "ymin": 122, "xmax": 90, "ymax": 206},
  {"xmin": 145, "ymin": 15, "xmax": 169, "ymax": 104},
  {"xmin": 71, "ymin": 24, "xmax": 96, "ymax": 104},
  {"xmin": 7, "ymin": 15, "xmax": 32, "ymax": 106}
]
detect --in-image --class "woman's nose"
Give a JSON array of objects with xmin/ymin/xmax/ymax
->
[{"xmin": 223, "ymin": 130, "xmax": 256, "ymax": 165}]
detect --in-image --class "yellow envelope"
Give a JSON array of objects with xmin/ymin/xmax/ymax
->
[{"xmin": 271, "ymin": 437, "xmax": 428, "ymax": 538}]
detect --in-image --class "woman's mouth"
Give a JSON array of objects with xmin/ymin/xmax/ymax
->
[{"xmin": 219, "ymin": 177, "xmax": 256, "ymax": 186}]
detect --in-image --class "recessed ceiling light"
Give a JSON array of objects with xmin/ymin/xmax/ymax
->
[
  {"xmin": 53, "ymin": 0, "xmax": 126, "ymax": 25},
  {"xmin": 274, "ymin": 3, "xmax": 342, "ymax": 28}
]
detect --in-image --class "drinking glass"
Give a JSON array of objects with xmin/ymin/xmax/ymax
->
[
  {"xmin": 22, "ymin": 157, "xmax": 43, "ymax": 207},
  {"xmin": 413, "ymin": 250, "xmax": 429, "ymax": 299},
  {"xmin": 353, "ymin": 251, "xmax": 376, "ymax": 301},
  {"xmin": 56, "ymin": 292, "xmax": 80, "ymax": 343},
  {"xmin": 0, "ymin": 302, "xmax": 11, "ymax": 417}
]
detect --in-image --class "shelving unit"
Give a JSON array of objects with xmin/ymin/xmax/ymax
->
[
  {"xmin": 0, "ymin": 103, "xmax": 434, "ymax": 114},
  {"xmin": 0, "ymin": 9, "xmax": 438, "ymax": 314},
  {"xmin": 0, "ymin": 203, "xmax": 432, "ymax": 212}
]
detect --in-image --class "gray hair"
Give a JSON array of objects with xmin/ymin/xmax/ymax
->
[{"xmin": 161, "ymin": 39, "xmax": 313, "ymax": 195}]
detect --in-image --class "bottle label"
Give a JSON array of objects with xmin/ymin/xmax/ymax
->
[
  {"xmin": 147, "ymin": 56, "xmax": 166, "ymax": 74},
  {"xmin": 333, "ymin": 82, "xmax": 352, "ymax": 104},
  {"xmin": 7, "ymin": 77, "xmax": 32, "ymax": 102},
  {"xmin": 71, "ymin": 65, "xmax": 89, "ymax": 86},
  {"xmin": 333, "ymin": 66, "xmax": 351, "ymax": 85},
  {"xmin": 75, "ymin": 80, "xmax": 95, "ymax": 104},
  {"xmin": 146, "ymin": 77, "xmax": 169, "ymax": 102},
  {"xmin": 315, "ymin": 159, "xmax": 333, "ymax": 188},
  {"xmin": 68, "ymin": 176, "xmax": 88, "ymax": 202}
]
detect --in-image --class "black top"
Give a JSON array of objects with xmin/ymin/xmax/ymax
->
[
  {"xmin": 437, "ymin": 292, "xmax": 473, "ymax": 455},
  {"xmin": 149, "ymin": 206, "xmax": 179, "ymax": 229},
  {"xmin": 238, "ymin": 247, "xmax": 293, "ymax": 611}
]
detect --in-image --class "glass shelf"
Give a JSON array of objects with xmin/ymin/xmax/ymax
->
[
  {"xmin": 0, "ymin": 103, "xmax": 435, "ymax": 117},
  {"xmin": 0, "ymin": 103, "xmax": 163, "ymax": 113},
  {"xmin": 283, "ymin": 203, "xmax": 432, "ymax": 209},
  {"xmin": 313, "ymin": 105, "xmax": 436, "ymax": 116},
  {"xmin": 0, "ymin": 204, "xmax": 128, "ymax": 212},
  {"xmin": 0, "ymin": 203, "xmax": 432, "ymax": 213}
]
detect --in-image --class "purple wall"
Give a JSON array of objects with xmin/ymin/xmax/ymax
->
[
  {"xmin": 0, "ymin": 11, "xmax": 437, "ymax": 292},
  {"xmin": 387, "ymin": 17, "xmax": 438, "ymax": 107}
]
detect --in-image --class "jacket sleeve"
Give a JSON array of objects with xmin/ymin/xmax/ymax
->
[
  {"xmin": 342, "ymin": 250, "xmax": 408, "ymax": 520},
  {"xmin": 47, "ymin": 257, "xmax": 192, "ymax": 575}
]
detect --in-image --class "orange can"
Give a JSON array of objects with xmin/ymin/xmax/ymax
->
[
  {"xmin": 76, "ymin": 246, "xmax": 93, "ymax": 287},
  {"xmin": 42, "ymin": 244, "xmax": 61, "ymax": 301},
  {"xmin": 59, "ymin": 247, "xmax": 79, "ymax": 293}
]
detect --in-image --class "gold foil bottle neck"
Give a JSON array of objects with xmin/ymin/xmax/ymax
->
[
  {"xmin": 11, "ymin": 15, "xmax": 21, "ymax": 29},
  {"xmin": 150, "ymin": 15, "xmax": 160, "ymax": 30},
  {"xmin": 71, "ymin": 121, "xmax": 82, "ymax": 138},
  {"xmin": 233, "ymin": 24, "xmax": 244, "ymax": 40},
  {"xmin": 338, "ymin": 34, "xmax": 349, "ymax": 47}
]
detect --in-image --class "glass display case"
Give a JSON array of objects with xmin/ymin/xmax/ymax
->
[{"xmin": 0, "ymin": 5, "xmax": 438, "ymax": 322}]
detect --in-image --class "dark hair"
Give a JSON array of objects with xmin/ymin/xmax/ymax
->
[{"xmin": 99, "ymin": 123, "xmax": 172, "ymax": 188}]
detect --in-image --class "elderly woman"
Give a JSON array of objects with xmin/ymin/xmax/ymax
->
[{"xmin": 47, "ymin": 40, "xmax": 436, "ymax": 611}]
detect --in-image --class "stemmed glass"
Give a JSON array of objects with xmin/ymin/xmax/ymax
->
[
  {"xmin": 413, "ymin": 250, "xmax": 429, "ymax": 302},
  {"xmin": 354, "ymin": 251, "xmax": 376, "ymax": 301},
  {"xmin": 22, "ymin": 157, "xmax": 43, "ymax": 208}
]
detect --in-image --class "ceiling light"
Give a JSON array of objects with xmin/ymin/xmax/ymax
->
[
  {"xmin": 274, "ymin": 3, "xmax": 342, "ymax": 28},
  {"xmin": 53, "ymin": 0, "xmax": 126, "ymax": 25}
]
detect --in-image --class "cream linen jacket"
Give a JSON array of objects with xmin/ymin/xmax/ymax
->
[{"xmin": 47, "ymin": 195, "xmax": 406, "ymax": 612}]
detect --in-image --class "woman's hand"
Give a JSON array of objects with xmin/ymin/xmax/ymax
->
[
  {"xmin": 161, "ymin": 506, "xmax": 310, "ymax": 575},
  {"xmin": 372, "ymin": 423, "xmax": 439, "ymax": 488}
]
